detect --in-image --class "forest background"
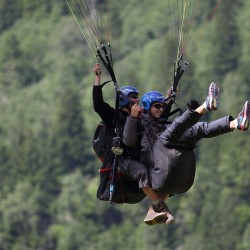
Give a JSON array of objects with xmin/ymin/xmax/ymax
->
[{"xmin": 0, "ymin": 0, "xmax": 249, "ymax": 250}]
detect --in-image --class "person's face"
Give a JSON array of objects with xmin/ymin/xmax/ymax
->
[
  {"xmin": 128, "ymin": 92, "xmax": 140, "ymax": 105},
  {"xmin": 149, "ymin": 102, "xmax": 165, "ymax": 119}
]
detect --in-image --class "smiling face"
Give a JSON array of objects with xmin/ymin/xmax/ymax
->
[{"xmin": 149, "ymin": 102, "xmax": 165, "ymax": 119}]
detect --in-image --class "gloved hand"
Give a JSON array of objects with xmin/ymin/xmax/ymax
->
[{"xmin": 187, "ymin": 100, "xmax": 200, "ymax": 110}]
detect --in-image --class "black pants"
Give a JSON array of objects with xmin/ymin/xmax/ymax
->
[
  {"xmin": 150, "ymin": 109, "xmax": 233, "ymax": 193},
  {"xmin": 160, "ymin": 109, "xmax": 233, "ymax": 147},
  {"xmin": 119, "ymin": 158, "xmax": 151, "ymax": 189}
]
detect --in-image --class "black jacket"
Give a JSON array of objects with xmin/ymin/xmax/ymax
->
[
  {"xmin": 93, "ymin": 85, "xmax": 141, "ymax": 161},
  {"xmin": 123, "ymin": 112, "xmax": 196, "ymax": 194}
]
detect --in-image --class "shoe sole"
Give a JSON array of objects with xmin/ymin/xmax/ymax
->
[
  {"xmin": 144, "ymin": 214, "xmax": 166, "ymax": 226},
  {"xmin": 240, "ymin": 101, "xmax": 250, "ymax": 131},
  {"xmin": 208, "ymin": 82, "xmax": 220, "ymax": 111},
  {"xmin": 165, "ymin": 217, "xmax": 175, "ymax": 225}
]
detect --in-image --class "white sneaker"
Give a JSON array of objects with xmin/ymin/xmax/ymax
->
[{"xmin": 205, "ymin": 82, "xmax": 220, "ymax": 111}]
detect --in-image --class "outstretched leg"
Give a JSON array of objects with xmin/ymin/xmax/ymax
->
[
  {"xmin": 160, "ymin": 82, "xmax": 220, "ymax": 143},
  {"xmin": 176, "ymin": 101, "xmax": 250, "ymax": 145},
  {"xmin": 231, "ymin": 101, "xmax": 250, "ymax": 131}
]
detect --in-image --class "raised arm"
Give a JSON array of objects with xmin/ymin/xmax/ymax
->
[{"xmin": 92, "ymin": 63, "xmax": 115, "ymax": 126}]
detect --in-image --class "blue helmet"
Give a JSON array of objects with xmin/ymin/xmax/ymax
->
[
  {"xmin": 141, "ymin": 91, "xmax": 165, "ymax": 111},
  {"xmin": 119, "ymin": 86, "xmax": 139, "ymax": 108}
]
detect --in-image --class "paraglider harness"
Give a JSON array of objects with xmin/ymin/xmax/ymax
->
[
  {"xmin": 93, "ymin": 43, "xmax": 187, "ymax": 204},
  {"xmin": 93, "ymin": 86, "xmax": 146, "ymax": 204},
  {"xmin": 93, "ymin": 44, "xmax": 146, "ymax": 204}
]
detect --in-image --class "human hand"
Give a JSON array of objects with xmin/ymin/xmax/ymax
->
[
  {"xmin": 166, "ymin": 86, "xmax": 173, "ymax": 99},
  {"xmin": 131, "ymin": 104, "xmax": 142, "ymax": 118},
  {"xmin": 93, "ymin": 63, "xmax": 102, "ymax": 76}
]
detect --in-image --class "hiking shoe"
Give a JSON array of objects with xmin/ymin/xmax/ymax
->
[
  {"xmin": 165, "ymin": 211, "xmax": 175, "ymax": 225},
  {"xmin": 236, "ymin": 101, "xmax": 250, "ymax": 131},
  {"xmin": 205, "ymin": 82, "xmax": 220, "ymax": 111},
  {"xmin": 152, "ymin": 201, "xmax": 175, "ymax": 225},
  {"xmin": 144, "ymin": 209, "xmax": 166, "ymax": 226}
]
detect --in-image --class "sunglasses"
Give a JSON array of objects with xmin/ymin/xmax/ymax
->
[
  {"xmin": 152, "ymin": 103, "xmax": 165, "ymax": 110},
  {"xmin": 128, "ymin": 93, "xmax": 139, "ymax": 99}
]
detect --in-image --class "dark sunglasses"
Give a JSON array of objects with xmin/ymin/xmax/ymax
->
[
  {"xmin": 152, "ymin": 103, "xmax": 165, "ymax": 110},
  {"xmin": 128, "ymin": 93, "xmax": 139, "ymax": 99}
]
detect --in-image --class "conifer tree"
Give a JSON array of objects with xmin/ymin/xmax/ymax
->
[
  {"xmin": 51, "ymin": 85, "xmax": 93, "ymax": 175},
  {"xmin": 210, "ymin": 0, "xmax": 241, "ymax": 81}
]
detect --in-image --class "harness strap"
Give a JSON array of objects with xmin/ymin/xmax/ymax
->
[
  {"xmin": 167, "ymin": 108, "xmax": 181, "ymax": 117},
  {"xmin": 100, "ymin": 80, "xmax": 112, "ymax": 88},
  {"xmin": 164, "ymin": 141, "xmax": 195, "ymax": 149}
]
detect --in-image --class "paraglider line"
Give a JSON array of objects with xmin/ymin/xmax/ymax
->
[{"xmin": 65, "ymin": 0, "xmax": 97, "ymax": 59}]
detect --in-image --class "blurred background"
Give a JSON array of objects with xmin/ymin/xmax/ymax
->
[{"xmin": 0, "ymin": 0, "xmax": 249, "ymax": 249}]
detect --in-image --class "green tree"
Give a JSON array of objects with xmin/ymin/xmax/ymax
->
[
  {"xmin": 238, "ymin": 0, "xmax": 250, "ymax": 86},
  {"xmin": 0, "ymin": 182, "xmax": 49, "ymax": 249},
  {"xmin": 209, "ymin": 0, "xmax": 241, "ymax": 81},
  {"xmin": 49, "ymin": 170, "xmax": 98, "ymax": 250},
  {"xmin": 50, "ymin": 85, "xmax": 93, "ymax": 175},
  {"xmin": 0, "ymin": 32, "xmax": 42, "ymax": 90},
  {"xmin": 0, "ymin": 1, "xmax": 250, "ymax": 249},
  {"xmin": 0, "ymin": 0, "xmax": 22, "ymax": 33}
]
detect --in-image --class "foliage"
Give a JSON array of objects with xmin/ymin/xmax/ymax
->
[{"xmin": 0, "ymin": 0, "xmax": 249, "ymax": 249}]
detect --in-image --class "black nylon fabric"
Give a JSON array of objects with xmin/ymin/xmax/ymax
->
[
  {"xmin": 96, "ymin": 155, "xmax": 146, "ymax": 204},
  {"xmin": 151, "ymin": 140, "xmax": 196, "ymax": 193},
  {"xmin": 95, "ymin": 132, "xmax": 146, "ymax": 204},
  {"xmin": 93, "ymin": 85, "xmax": 146, "ymax": 204},
  {"xmin": 141, "ymin": 137, "xmax": 196, "ymax": 194},
  {"xmin": 140, "ymin": 111, "xmax": 197, "ymax": 194}
]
